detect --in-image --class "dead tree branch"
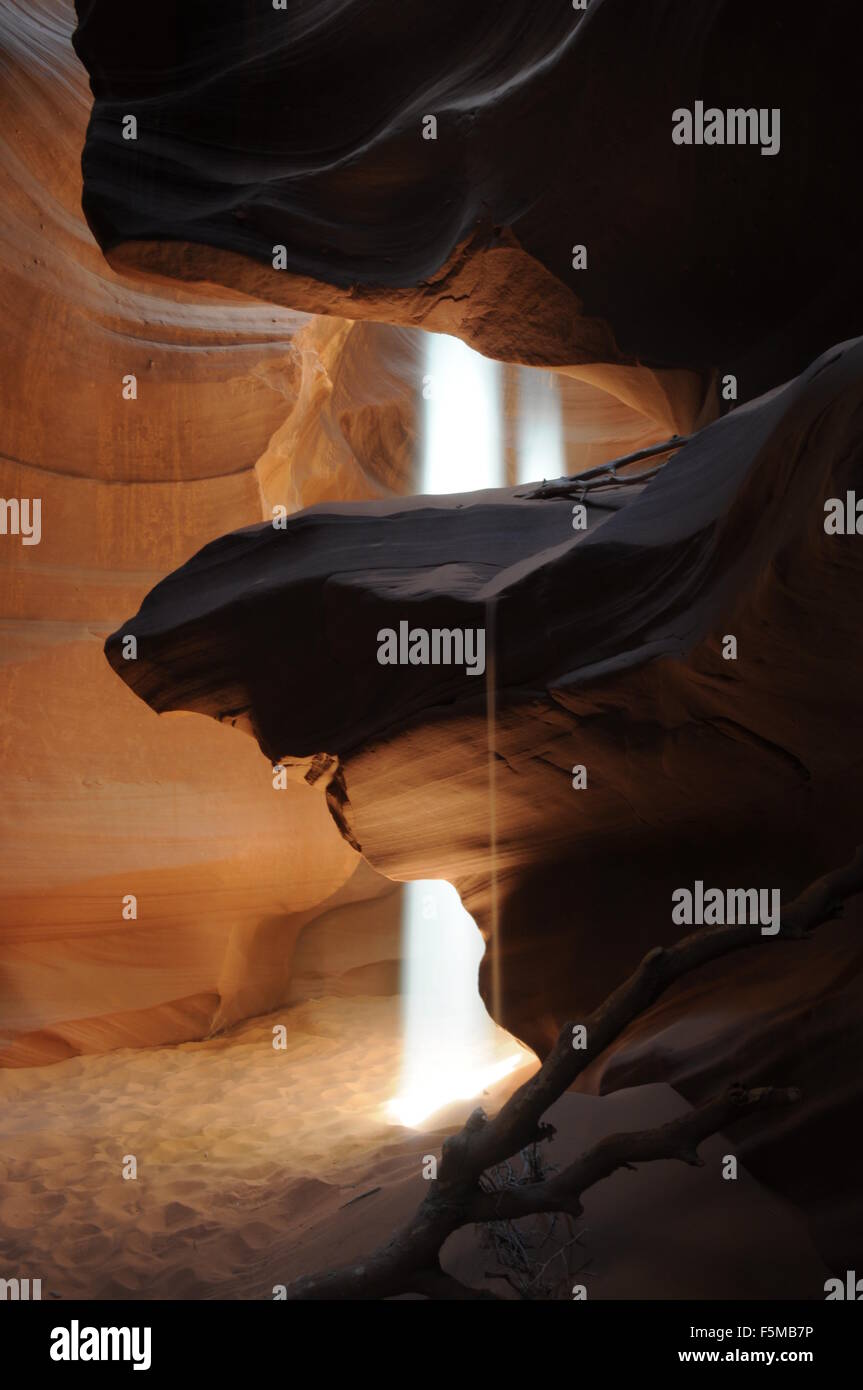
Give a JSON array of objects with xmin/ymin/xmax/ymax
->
[
  {"xmin": 464, "ymin": 1085, "xmax": 797, "ymax": 1223},
  {"xmin": 287, "ymin": 846, "xmax": 863, "ymax": 1300},
  {"xmin": 515, "ymin": 434, "xmax": 691, "ymax": 501}
]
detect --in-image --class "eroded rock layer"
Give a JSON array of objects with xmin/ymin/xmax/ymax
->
[
  {"xmin": 108, "ymin": 339, "xmax": 863, "ymax": 1268},
  {"xmin": 73, "ymin": 0, "xmax": 863, "ymax": 398},
  {"xmin": 0, "ymin": 0, "xmax": 425, "ymax": 1064}
]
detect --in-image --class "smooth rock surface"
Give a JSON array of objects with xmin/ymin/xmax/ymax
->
[{"xmin": 73, "ymin": 0, "xmax": 863, "ymax": 399}]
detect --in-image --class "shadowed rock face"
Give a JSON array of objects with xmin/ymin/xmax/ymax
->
[
  {"xmin": 108, "ymin": 338, "xmax": 863, "ymax": 1268},
  {"xmin": 74, "ymin": 0, "xmax": 863, "ymax": 395}
]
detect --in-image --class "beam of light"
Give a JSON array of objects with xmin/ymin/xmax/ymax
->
[
  {"xmin": 387, "ymin": 332, "xmax": 535, "ymax": 1130},
  {"xmin": 516, "ymin": 365, "xmax": 565, "ymax": 483},
  {"xmin": 421, "ymin": 332, "xmax": 502, "ymax": 493},
  {"xmin": 387, "ymin": 881, "xmax": 526, "ymax": 1129}
]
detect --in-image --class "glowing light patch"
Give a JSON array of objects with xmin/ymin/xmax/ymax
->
[
  {"xmin": 387, "ymin": 1052, "xmax": 524, "ymax": 1129},
  {"xmin": 422, "ymin": 333, "xmax": 502, "ymax": 493},
  {"xmin": 388, "ymin": 880, "xmax": 526, "ymax": 1129},
  {"xmin": 516, "ymin": 365, "xmax": 565, "ymax": 483}
]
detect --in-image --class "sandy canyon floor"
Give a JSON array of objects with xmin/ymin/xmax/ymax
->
[{"xmin": 0, "ymin": 996, "xmax": 829, "ymax": 1301}]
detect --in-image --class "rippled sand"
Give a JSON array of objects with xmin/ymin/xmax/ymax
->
[
  {"xmin": 0, "ymin": 996, "xmax": 829, "ymax": 1300},
  {"xmin": 0, "ymin": 996, "xmax": 534, "ymax": 1298}
]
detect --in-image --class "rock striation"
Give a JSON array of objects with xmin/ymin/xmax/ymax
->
[{"xmin": 0, "ymin": 0, "xmax": 420, "ymax": 1064}]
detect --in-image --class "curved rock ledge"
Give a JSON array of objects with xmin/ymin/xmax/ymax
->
[{"xmin": 73, "ymin": 0, "xmax": 863, "ymax": 396}]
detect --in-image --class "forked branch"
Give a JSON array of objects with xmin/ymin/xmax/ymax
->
[{"xmin": 515, "ymin": 434, "xmax": 691, "ymax": 501}]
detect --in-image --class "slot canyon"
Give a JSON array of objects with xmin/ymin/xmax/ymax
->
[{"xmin": 1, "ymin": 0, "xmax": 863, "ymax": 1316}]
